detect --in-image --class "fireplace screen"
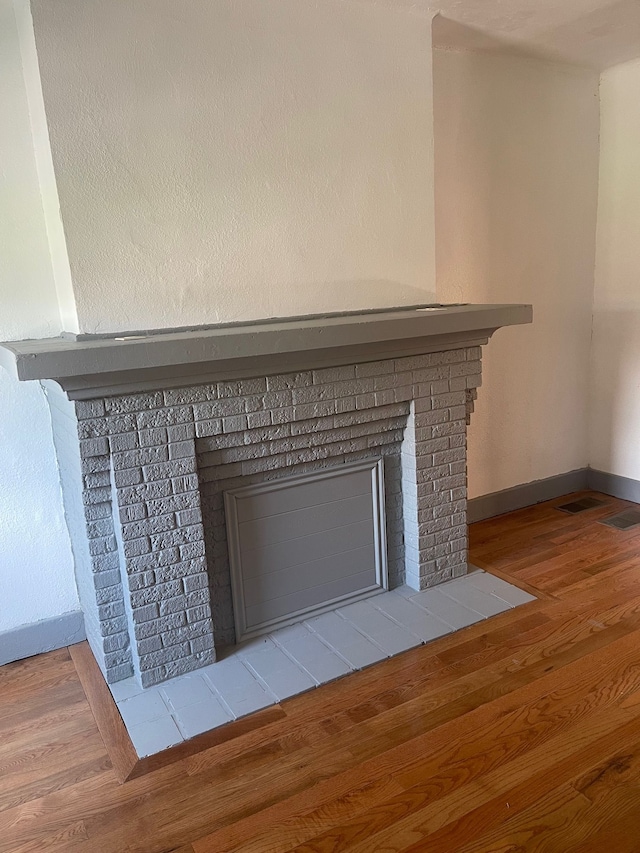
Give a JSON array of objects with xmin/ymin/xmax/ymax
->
[{"xmin": 224, "ymin": 458, "xmax": 388, "ymax": 641}]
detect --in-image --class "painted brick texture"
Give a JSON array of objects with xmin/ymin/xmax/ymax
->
[{"xmin": 52, "ymin": 345, "xmax": 482, "ymax": 687}]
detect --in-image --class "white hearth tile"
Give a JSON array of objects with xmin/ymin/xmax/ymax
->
[
  {"xmin": 373, "ymin": 592, "xmax": 452, "ymax": 642},
  {"xmin": 160, "ymin": 673, "xmax": 217, "ymax": 711},
  {"xmin": 305, "ymin": 611, "xmax": 388, "ymax": 667},
  {"xmin": 464, "ymin": 571, "xmax": 537, "ymax": 606},
  {"xmin": 306, "ymin": 610, "xmax": 381, "ymax": 648},
  {"xmin": 173, "ymin": 697, "xmax": 234, "ymax": 740},
  {"xmin": 273, "ymin": 623, "xmax": 352, "ymax": 684},
  {"xmin": 440, "ymin": 579, "xmax": 512, "ymax": 618},
  {"xmin": 284, "ymin": 650, "xmax": 351, "ymax": 685},
  {"xmin": 337, "ymin": 600, "xmax": 422, "ymax": 654},
  {"xmin": 128, "ymin": 715, "xmax": 183, "ymax": 758},
  {"xmin": 238, "ymin": 642, "xmax": 293, "ymax": 676},
  {"xmin": 235, "ymin": 634, "xmax": 278, "ymax": 655},
  {"xmin": 329, "ymin": 640, "xmax": 389, "ymax": 670},
  {"xmin": 410, "ymin": 588, "xmax": 484, "ymax": 631},
  {"xmin": 108, "ymin": 676, "xmax": 145, "ymax": 703},
  {"xmin": 117, "ymin": 689, "xmax": 169, "ymax": 729},
  {"xmin": 218, "ymin": 684, "xmax": 274, "ymax": 719},
  {"xmin": 201, "ymin": 658, "xmax": 276, "ymax": 717},
  {"xmin": 201, "ymin": 657, "xmax": 273, "ymax": 697},
  {"xmin": 239, "ymin": 643, "xmax": 316, "ymax": 701}
]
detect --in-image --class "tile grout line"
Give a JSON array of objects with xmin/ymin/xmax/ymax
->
[
  {"xmin": 399, "ymin": 593, "xmax": 466, "ymax": 630},
  {"xmin": 157, "ymin": 687, "xmax": 190, "ymax": 743},
  {"xmin": 235, "ymin": 647, "xmax": 302, "ymax": 702},
  {"xmin": 439, "ymin": 584, "xmax": 517, "ymax": 616},
  {"xmin": 269, "ymin": 633, "xmax": 326, "ymax": 686},
  {"xmin": 302, "ymin": 619, "xmax": 374, "ymax": 671},
  {"xmin": 334, "ymin": 603, "xmax": 423, "ymax": 654},
  {"xmin": 199, "ymin": 674, "xmax": 239, "ymax": 721},
  {"xmin": 332, "ymin": 607, "xmax": 394, "ymax": 656},
  {"xmin": 369, "ymin": 591, "xmax": 453, "ymax": 642},
  {"xmin": 430, "ymin": 588, "xmax": 490, "ymax": 619}
]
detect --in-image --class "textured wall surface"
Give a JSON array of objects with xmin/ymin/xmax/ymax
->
[
  {"xmin": 591, "ymin": 57, "xmax": 640, "ymax": 482},
  {"xmin": 32, "ymin": 0, "xmax": 436, "ymax": 334},
  {"xmin": 0, "ymin": 375, "xmax": 78, "ymax": 633},
  {"xmin": 0, "ymin": 0, "xmax": 77, "ymax": 636},
  {"xmin": 434, "ymin": 47, "xmax": 600, "ymax": 498}
]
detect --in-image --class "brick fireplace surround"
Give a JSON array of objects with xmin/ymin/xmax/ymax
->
[{"xmin": 0, "ymin": 304, "xmax": 531, "ymax": 688}]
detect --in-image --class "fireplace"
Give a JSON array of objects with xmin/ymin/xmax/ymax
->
[{"xmin": 0, "ymin": 303, "xmax": 531, "ymax": 688}]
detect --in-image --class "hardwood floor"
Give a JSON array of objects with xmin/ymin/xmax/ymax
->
[{"xmin": 3, "ymin": 490, "xmax": 640, "ymax": 852}]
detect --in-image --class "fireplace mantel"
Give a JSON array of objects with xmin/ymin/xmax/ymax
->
[
  {"xmin": 0, "ymin": 303, "xmax": 531, "ymax": 399},
  {"xmin": 1, "ymin": 302, "xmax": 532, "ymax": 688}
]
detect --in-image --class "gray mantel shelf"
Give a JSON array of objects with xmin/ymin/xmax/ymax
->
[{"xmin": 0, "ymin": 303, "xmax": 532, "ymax": 399}]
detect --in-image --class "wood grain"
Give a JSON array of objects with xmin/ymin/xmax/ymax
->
[
  {"xmin": 69, "ymin": 642, "xmax": 137, "ymax": 783},
  {"xmin": 3, "ymin": 490, "xmax": 640, "ymax": 852}
]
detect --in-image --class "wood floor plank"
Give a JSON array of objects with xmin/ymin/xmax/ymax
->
[
  {"xmin": 277, "ymin": 634, "xmax": 640, "ymax": 853},
  {"xmin": 3, "ymin": 491, "xmax": 640, "ymax": 853},
  {"xmin": 196, "ymin": 620, "xmax": 636, "ymax": 850},
  {"xmin": 352, "ymin": 695, "xmax": 640, "ymax": 853},
  {"xmin": 451, "ymin": 737, "xmax": 640, "ymax": 853},
  {"xmin": 196, "ymin": 683, "xmax": 640, "ymax": 853}
]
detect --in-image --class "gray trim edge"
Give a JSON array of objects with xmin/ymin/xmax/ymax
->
[
  {"xmin": 468, "ymin": 467, "xmax": 640, "ymax": 523},
  {"xmin": 0, "ymin": 303, "xmax": 532, "ymax": 398},
  {"xmin": 587, "ymin": 469, "xmax": 640, "ymax": 504},
  {"xmin": 467, "ymin": 469, "xmax": 589, "ymax": 523},
  {"xmin": 0, "ymin": 610, "xmax": 86, "ymax": 666}
]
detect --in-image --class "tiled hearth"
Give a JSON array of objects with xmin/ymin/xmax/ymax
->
[{"xmin": 111, "ymin": 569, "xmax": 535, "ymax": 757}]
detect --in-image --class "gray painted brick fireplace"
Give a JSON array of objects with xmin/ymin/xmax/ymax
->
[{"xmin": 0, "ymin": 304, "xmax": 531, "ymax": 688}]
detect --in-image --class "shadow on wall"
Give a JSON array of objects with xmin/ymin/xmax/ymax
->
[
  {"xmin": 533, "ymin": 0, "xmax": 640, "ymax": 69},
  {"xmin": 590, "ymin": 309, "xmax": 640, "ymax": 478},
  {"xmin": 267, "ymin": 280, "xmax": 438, "ymax": 317},
  {"xmin": 78, "ymin": 281, "xmax": 439, "ymax": 336},
  {"xmin": 432, "ymin": 33, "xmax": 599, "ymax": 494}
]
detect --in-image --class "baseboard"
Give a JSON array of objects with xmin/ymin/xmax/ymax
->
[
  {"xmin": 0, "ymin": 610, "xmax": 86, "ymax": 666},
  {"xmin": 468, "ymin": 466, "xmax": 640, "ymax": 523},
  {"xmin": 467, "ymin": 469, "xmax": 589, "ymax": 523},
  {"xmin": 587, "ymin": 469, "xmax": 640, "ymax": 503}
]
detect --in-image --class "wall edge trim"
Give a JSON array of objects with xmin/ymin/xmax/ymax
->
[
  {"xmin": 0, "ymin": 610, "xmax": 86, "ymax": 666},
  {"xmin": 587, "ymin": 468, "xmax": 640, "ymax": 503},
  {"xmin": 468, "ymin": 467, "xmax": 640, "ymax": 523},
  {"xmin": 467, "ymin": 469, "xmax": 589, "ymax": 523}
]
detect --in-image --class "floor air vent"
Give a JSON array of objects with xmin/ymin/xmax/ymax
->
[
  {"xmin": 556, "ymin": 496, "xmax": 606, "ymax": 514},
  {"xmin": 600, "ymin": 509, "xmax": 640, "ymax": 531}
]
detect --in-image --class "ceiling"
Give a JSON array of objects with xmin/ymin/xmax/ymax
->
[{"xmin": 382, "ymin": 0, "xmax": 640, "ymax": 69}]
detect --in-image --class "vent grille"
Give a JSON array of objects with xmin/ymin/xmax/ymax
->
[
  {"xmin": 600, "ymin": 510, "xmax": 640, "ymax": 531},
  {"xmin": 556, "ymin": 497, "xmax": 606, "ymax": 514}
]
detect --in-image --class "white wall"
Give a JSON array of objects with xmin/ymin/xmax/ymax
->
[
  {"xmin": 590, "ymin": 58, "xmax": 640, "ymax": 482},
  {"xmin": 32, "ymin": 0, "xmax": 437, "ymax": 335},
  {"xmin": 0, "ymin": 0, "xmax": 78, "ymax": 632},
  {"xmin": 434, "ymin": 48, "xmax": 600, "ymax": 498}
]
